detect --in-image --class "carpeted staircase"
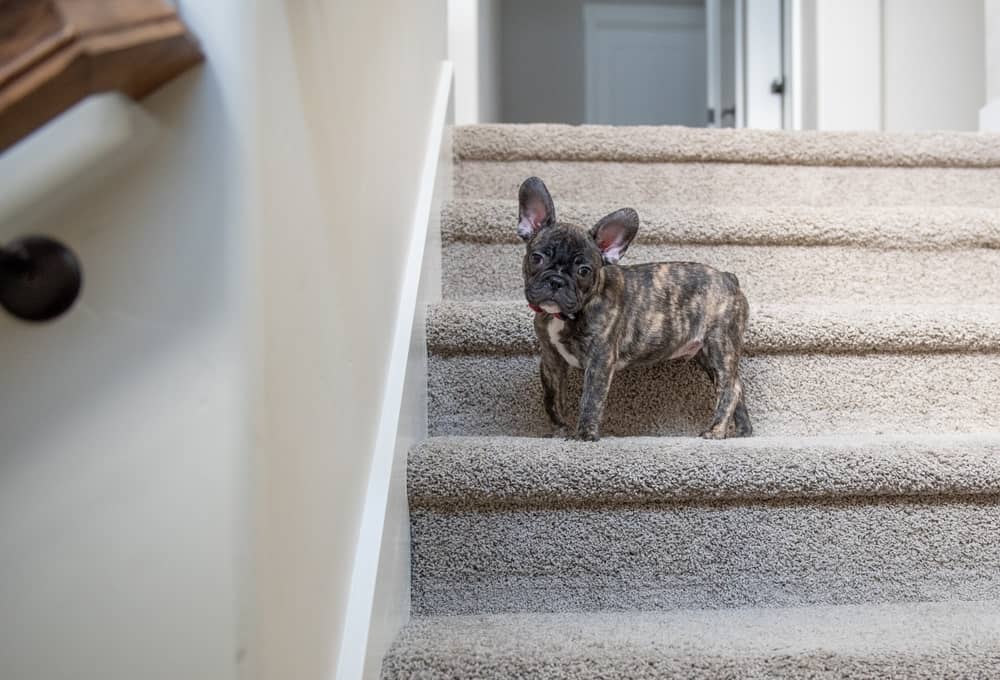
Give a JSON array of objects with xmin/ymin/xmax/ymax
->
[{"xmin": 381, "ymin": 124, "xmax": 1000, "ymax": 678}]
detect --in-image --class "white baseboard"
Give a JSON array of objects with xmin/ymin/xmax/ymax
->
[{"xmin": 334, "ymin": 60, "xmax": 453, "ymax": 680}]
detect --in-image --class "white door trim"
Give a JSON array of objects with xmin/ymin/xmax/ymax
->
[
  {"xmin": 706, "ymin": 0, "xmax": 721, "ymax": 126},
  {"xmin": 447, "ymin": 0, "xmax": 479, "ymax": 124},
  {"xmin": 734, "ymin": 0, "xmax": 746, "ymax": 127}
]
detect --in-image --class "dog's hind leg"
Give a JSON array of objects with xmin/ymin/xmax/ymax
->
[
  {"xmin": 696, "ymin": 332, "xmax": 744, "ymax": 439},
  {"xmin": 733, "ymin": 393, "xmax": 752, "ymax": 437}
]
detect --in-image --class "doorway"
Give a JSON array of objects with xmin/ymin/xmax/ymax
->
[
  {"xmin": 458, "ymin": 0, "xmax": 786, "ymax": 128},
  {"xmin": 584, "ymin": 3, "xmax": 707, "ymax": 126}
]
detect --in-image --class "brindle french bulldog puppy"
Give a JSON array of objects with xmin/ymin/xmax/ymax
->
[{"xmin": 518, "ymin": 176, "xmax": 752, "ymax": 441}]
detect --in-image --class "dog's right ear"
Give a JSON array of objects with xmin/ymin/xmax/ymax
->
[{"xmin": 517, "ymin": 177, "xmax": 556, "ymax": 241}]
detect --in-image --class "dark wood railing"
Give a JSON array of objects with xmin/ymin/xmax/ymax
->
[{"xmin": 0, "ymin": 0, "xmax": 202, "ymax": 152}]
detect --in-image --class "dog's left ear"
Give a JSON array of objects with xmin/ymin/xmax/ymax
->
[{"xmin": 590, "ymin": 208, "xmax": 639, "ymax": 264}]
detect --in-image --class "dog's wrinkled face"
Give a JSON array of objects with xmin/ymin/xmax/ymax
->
[
  {"xmin": 518, "ymin": 177, "xmax": 639, "ymax": 317},
  {"xmin": 524, "ymin": 225, "xmax": 604, "ymax": 317}
]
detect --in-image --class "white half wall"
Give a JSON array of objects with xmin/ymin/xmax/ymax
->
[
  {"xmin": 248, "ymin": 2, "xmax": 448, "ymax": 679},
  {"xmin": 344, "ymin": 63, "xmax": 452, "ymax": 680}
]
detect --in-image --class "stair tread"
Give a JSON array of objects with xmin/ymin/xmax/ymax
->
[
  {"xmin": 410, "ymin": 433, "xmax": 1000, "ymax": 508},
  {"xmin": 427, "ymin": 299, "xmax": 1000, "ymax": 356},
  {"xmin": 454, "ymin": 123, "xmax": 1000, "ymax": 167},
  {"xmin": 442, "ymin": 198, "xmax": 1000, "ymax": 249},
  {"xmin": 386, "ymin": 124, "xmax": 1000, "ymax": 674},
  {"xmin": 384, "ymin": 601, "xmax": 1000, "ymax": 678}
]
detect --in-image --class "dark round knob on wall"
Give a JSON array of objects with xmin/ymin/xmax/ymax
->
[{"xmin": 0, "ymin": 236, "xmax": 82, "ymax": 322}]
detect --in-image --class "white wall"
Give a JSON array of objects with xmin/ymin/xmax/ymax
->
[
  {"xmin": 449, "ymin": 0, "xmax": 501, "ymax": 124},
  {"xmin": 883, "ymin": 0, "xmax": 985, "ymax": 131},
  {"xmin": 982, "ymin": 0, "xmax": 1000, "ymax": 129},
  {"xmin": 989, "ymin": 0, "xmax": 1000, "ymax": 100},
  {"xmin": 0, "ymin": 1, "xmax": 448, "ymax": 679},
  {"xmin": 247, "ymin": 2, "xmax": 447, "ymax": 679},
  {"xmin": 0, "ymin": 3, "xmax": 252, "ymax": 679},
  {"xmin": 796, "ymin": 0, "xmax": 986, "ymax": 132},
  {"xmin": 812, "ymin": 0, "xmax": 882, "ymax": 130},
  {"xmin": 360, "ymin": 118, "xmax": 450, "ymax": 679}
]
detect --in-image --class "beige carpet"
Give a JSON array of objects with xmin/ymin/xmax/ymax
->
[
  {"xmin": 385, "ymin": 603, "xmax": 1000, "ymax": 679},
  {"xmin": 381, "ymin": 124, "xmax": 1000, "ymax": 678}
]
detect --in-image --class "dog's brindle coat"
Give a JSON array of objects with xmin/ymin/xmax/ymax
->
[{"xmin": 518, "ymin": 177, "xmax": 752, "ymax": 441}]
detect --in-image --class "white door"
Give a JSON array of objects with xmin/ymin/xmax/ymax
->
[
  {"xmin": 707, "ymin": 0, "xmax": 786, "ymax": 129},
  {"xmin": 743, "ymin": 0, "xmax": 784, "ymax": 129},
  {"xmin": 584, "ymin": 4, "xmax": 708, "ymax": 126}
]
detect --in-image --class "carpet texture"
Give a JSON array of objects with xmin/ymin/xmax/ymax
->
[
  {"xmin": 427, "ymin": 301, "xmax": 1000, "ymax": 355},
  {"xmin": 409, "ymin": 434, "xmax": 1000, "ymax": 509},
  {"xmin": 380, "ymin": 124, "xmax": 1000, "ymax": 677},
  {"xmin": 411, "ymin": 495, "xmax": 1000, "ymax": 614},
  {"xmin": 384, "ymin": 603, "xmax": 1000, "ymax": 679},
  {"xmin": 453, "ymin": 124, "xmax": 1000, "ymax": 166},
  {"xmin": 444, "ymin": 242, "xmax": 1000, "ymax": 304},
  {"xmin": 456, "ymin": 160, "xmax": 1000, "ymax": 206},
  {"xmin": 443, "ymin": 200, "xmax": 1000, "ymax": 249},
  {"xmin": 407, "ymin": 437, "xmax": 1000, "ymax": 615},
  {"xmin": 440, "ymin": 199, "xmax": 1000, "ymax": 305},
  {"xmin": 428, "ymin": 353, "xmax": 1000, "ymax": 437}
]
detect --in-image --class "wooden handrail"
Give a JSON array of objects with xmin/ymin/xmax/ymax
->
[{"xmin": 0, "ymin": 0, "xmax": 202, "ymax": 153}]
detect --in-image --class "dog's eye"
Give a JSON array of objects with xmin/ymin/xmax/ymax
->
[
  {"xmin": 577, "ymin": 265, "xmax": 592, "ymax": 276},
  {"xmin": 530, "ymin": 252, "xmax": 544, "ymax": 266}
]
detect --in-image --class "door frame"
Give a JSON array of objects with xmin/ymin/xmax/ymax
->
[{"xmin": 706, "ymin": 0, "xmax": 746, "ymax": 127}]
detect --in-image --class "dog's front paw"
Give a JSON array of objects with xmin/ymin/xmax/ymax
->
[
  {"xmin": 699, "ymin": 427, "xmax": 728, "ymax": 440},
  {"xmin": 570, "ymin": 429, "xmax": 601, "ymax": 442}
]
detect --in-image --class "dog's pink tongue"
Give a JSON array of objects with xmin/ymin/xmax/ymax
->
[{"xmin": 528, "ymin": 303, "xmax": 543, "ymax": 314}]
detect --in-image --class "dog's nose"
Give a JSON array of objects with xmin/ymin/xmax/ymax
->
[{"xmin": 549, "ymin": 278, "xmax": 565, "ymax": 290}]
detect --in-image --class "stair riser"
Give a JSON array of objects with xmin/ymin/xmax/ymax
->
[
  {"xmin": 410, "ymin": 496, "xmax": 1000, "ymax": 616},
  {"xmin": 428, "ymin": 353, "xmax": 1000, "ymax": 437},
  {"xmin": 386, "ymin": 602, "xmax": 1000, "ymax": 679},
  {"xmin": 443, "ymin": 201, "xmax": 1000, "ymax": 251},
  {"xmin": 388, "ymin": 649, "xmax": 1000, "ymax": 680},
  {"xmin": 442, "ymin": 243, "xmax": 1000, "ymax": 304},
  {"xmin": 408, "ymin": 435, "xmax": 1000, "ymax": 509},
  {"xmin": 386, "ymin": 655, "xmax": 1000, "ymax": 680},
  {"xmin": 456, "ymin": 160, "xmax": 1000, "ymax": 206}
]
